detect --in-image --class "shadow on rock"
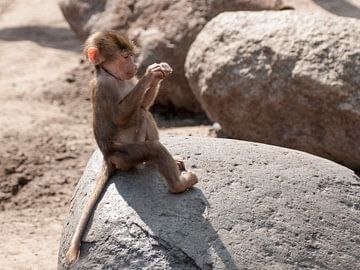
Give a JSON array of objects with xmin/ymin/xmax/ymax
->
[
  {"xmin": 0, "ymin": 26, "xmax": 81, "ymax": 51},
  {"xmin": 314, "ymin": 0, "xmax": 360, "ymax": 18},
  {"xmin": 113, "ymin": 168, "xmax": 238, "ymax": 269}
]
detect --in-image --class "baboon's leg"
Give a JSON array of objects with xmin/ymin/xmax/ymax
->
[
  {"xmin": 144, "ymin": 111, "xmax": 159, "ymax": 141},
  {"xmin": 110, "ymin": 141, "xmax": 197, "ymax": 193}
]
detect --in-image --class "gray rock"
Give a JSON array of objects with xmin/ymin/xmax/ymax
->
[
  {"xmin": 185, "ymin": 11, "xmax": 360, "ymax": 170},
  {"xmin": 58, "ymin": 0, "xmax": 285, "ymax": 112},
  {"xmin": 59, "ymin": 136, "xmax": 360, "ymax": 269}
]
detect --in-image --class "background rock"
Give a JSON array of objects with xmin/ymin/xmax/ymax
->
[
  {"xmin": 185, "ymin": 11, "xmax": 360, "ymax": 170},
  {"xmin": 59, "ymin": 0, "xmax": 286, "ymax": 112},
  {"xmin": 59, "ymin": 136, "xmax": 360, "ymax": 269}
]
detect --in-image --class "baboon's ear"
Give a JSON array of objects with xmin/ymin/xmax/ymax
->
[{"xmin": 87, "ymin": 47, "xmax": 103, "ymax": 65}]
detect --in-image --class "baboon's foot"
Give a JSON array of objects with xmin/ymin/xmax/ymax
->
[{"xmin": 170, "ymin": 171, "xmax": 198, "ymax": 194}]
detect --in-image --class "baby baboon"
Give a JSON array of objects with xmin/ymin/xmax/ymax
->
[{"xmin": 65, "ymin": 30, "xmax": 198, "ymax": 263}]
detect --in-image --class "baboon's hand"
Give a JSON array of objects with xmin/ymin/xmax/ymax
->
[
  {"xmin": 144, "ymin": 63, "xmax": 164, "ymax": 81},
  {"xmin": 159, "ymin": 62, "xmax": 173, "ymax": 78}
]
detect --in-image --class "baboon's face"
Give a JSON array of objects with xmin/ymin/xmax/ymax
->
[{"xmin": 108, "ymin": 52, "xmax": 137, "ymax": 80}]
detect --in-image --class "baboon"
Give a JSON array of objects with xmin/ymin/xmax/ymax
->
[{"xmin": 65, "ymin": 30, "xmax": 198, "ymax": 263}]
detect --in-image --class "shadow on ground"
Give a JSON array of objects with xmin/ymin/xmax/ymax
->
[
  {"xmin": 151, "ymin": 104, "xmax": 211, "ymax": 128},
  {"xmin": 0, "ymin": 26, "xmax": 81, "ymax": 51}
]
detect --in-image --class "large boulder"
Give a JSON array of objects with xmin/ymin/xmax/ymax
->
[
  {"xmin": 58, "ymin": 136, "xmax": 360, "ymax": 269},
  {"xmin": 185, "ymin": 11, "xmax": 360, "ymax": 170},
  {"xmin": 58, "ymin": 0, "xmax": 286, "ymax": 112}
]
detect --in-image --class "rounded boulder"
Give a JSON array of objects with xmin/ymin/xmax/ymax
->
[
  {"xmin": 185, "ymin": 11, "xmax": 360, "ymax": 170},
  {"xmin": 59, "ymin": 136, "xmax": 360, "ymax": 269}
]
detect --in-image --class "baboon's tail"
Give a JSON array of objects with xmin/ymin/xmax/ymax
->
[{"xmin": 65, "ymin": 162, "xmax": 110, "ymax": 263}]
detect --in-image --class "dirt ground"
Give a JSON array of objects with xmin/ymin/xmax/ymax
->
[
  {"xmin": 0, "ymin": 1, "xmax": 359, "ymax": 269},
  {"xmin": 0, "ymin": 1, "xmax": 213, "ymax": 269}
]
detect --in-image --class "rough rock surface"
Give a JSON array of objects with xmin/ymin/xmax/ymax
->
[
  {"xmin": 185, "ymin": 11, "xmax": 360, "ymax": 170},
  {"xmin": 58, "ymin": 136, "xmax": 360, "ymax": 269},
  {"xmin": 58, "ymin": 0, "xmax": 285, "ymax": 111}
]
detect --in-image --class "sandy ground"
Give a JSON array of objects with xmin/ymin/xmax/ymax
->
[
  {"xmin": 0, "ymin": 1, "xmax": 212, "ymax": 269},
  {"xmin": 0, "ymin": 1, "xmax": 86, "ymax": 269},
  {"xmin": 0, "ymin": 0, "xmax": 359, "ymax": 269}
]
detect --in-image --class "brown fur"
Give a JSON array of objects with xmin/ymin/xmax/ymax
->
[
  {"xmin": 65, "ymin": 31, "xmax": 198, "ymax": 264},
  {"xmin": 83, "ymin": 30, "xmax": 137, "ymax": 61}
]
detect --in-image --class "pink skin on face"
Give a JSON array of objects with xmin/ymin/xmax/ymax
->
[
  {"xmin": 102, "ymin": 52, "xmax": 137, "ymax": 80},
  {"xmin": 120, "ymin": 53, "xmax": 137, "ymax": 79}
]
